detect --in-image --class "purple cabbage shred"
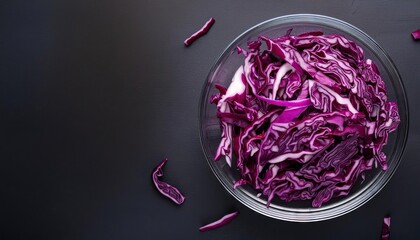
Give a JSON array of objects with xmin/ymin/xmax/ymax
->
[
  {"xmin": 199, "ymin": 211, "xmax": 239, "ymax": 232},
  {"xmin": 381, "ymin": 216, "xmax": 391, "ymax": 240},
  {"xmin": 412, "ymin": 29, "xmax": 420, "ymax": 40},
  {"xmin": 184, "ymin": 18, "xmax": 215, "ymax": 46},
  {"xmin": 152, "ymin": 158, "xmax": 186, "ymax": 205}
]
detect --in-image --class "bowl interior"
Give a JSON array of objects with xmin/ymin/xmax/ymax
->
[{"xmin": 199, "ymin": 14, "xmax": 408, "ymax": 222}]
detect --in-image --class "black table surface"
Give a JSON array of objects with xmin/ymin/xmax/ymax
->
[{"xmin": 1, "ymin": 0, "xmax": 419, "ymax": 239}]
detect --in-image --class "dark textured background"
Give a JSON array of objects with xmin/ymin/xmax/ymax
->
[{"xmin": 1, "ymin": 0, "xmax": 419, "ymax": 239}]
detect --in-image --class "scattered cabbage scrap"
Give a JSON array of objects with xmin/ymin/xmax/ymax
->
[
  {"xmin": 184, "ymin": 18, "xmax": 215, "ymax": 46},
  {"xmin": 381, "ymin": 216, "xmax": 391, "ymax": 240},
  {"xmin": 211, "ymin": 31, "xmax": 400, "ymax": 207},
  {"xmin": 152, "ymin": 158, "xmax": 186, "ymax": 205},
  {"xmin": 412, "ymin": 29, "xmax": 420, "ymax": 40},
  {"xmin": 199, "ymin": 211, "xmax": 239, "ymax": 232}
]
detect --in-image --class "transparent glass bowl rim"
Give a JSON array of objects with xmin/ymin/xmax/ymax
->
[{"xmin": 199, "ymin": 14, "xmax": 409, "ymax": 222}]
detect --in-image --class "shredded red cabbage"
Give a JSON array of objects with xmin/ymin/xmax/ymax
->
[
  {"xmin": 381, "ymin": 216, "xmax": 391, "ymax": 240},
  {"xmin": 211, "ymin": 31, "xmax": 400, "ymax": 208},
  {"xmin": 152, "ymin": 159, "xmax": 186, "ymax": 205},
  {"xmin": 199, "ymin": 211, "xmax": 239, "ymax": 232},
  {"xmin": 412, "ymin": 29, "xmax": 420, "ymax": 40},
  {"xmin": 184, "ymin": 18, "xmax": 215, "ymax": 46}
]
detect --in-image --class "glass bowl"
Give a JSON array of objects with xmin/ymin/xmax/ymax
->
[{"xmin": 199, "ymin": 14, "xmax": 408, "ymax": 222}]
